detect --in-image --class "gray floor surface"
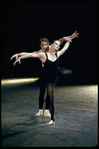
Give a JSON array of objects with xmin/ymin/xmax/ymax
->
[{"xmin": 1, "ymin": 80, "xmax": 98, "ymax": 147}]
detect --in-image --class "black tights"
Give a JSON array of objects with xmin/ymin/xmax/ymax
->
[
  {"xmin": 39, "ymin": 79, "xmax": 55, "ymax": 121},
  {"xmin": 39, "ymin": 67, "xmax": 72, "ymax": 121}
]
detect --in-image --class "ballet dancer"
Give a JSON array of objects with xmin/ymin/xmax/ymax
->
[
  {"xmin": 12, "ymin": 32, "xmax": 79, "ymax": 125},
  {"xmin": 10, "ymin": 31, "xmax": 78, "ymax": 118}
]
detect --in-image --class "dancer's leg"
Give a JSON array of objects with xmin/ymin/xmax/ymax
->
[
  {"xmin": 35, "ymin": 78, "xmax": 46, "ymax": 116},
  {"xmin": 45, "ymin": 89, "xmax": 50, "ymax": 110},
  {"xmin": 47, "ymin": 82, "xmax": 55, "ymax": 121},
  {"xmin": 39, "ymin": 78, "xmax": 46, "ymax": 109},
  {"xmin": 44, "ymin": 83, "xmax": 51, "ymax": 118}
]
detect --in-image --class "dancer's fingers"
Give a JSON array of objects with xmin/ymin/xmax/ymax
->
[
  {"xmin": 10, "ymin": 56, "xmax": 14, "ymax": 60},
  {"xmin": 19, "ymin": 60, "xmax": 21, "ymax": 64},
  {"xmin": 15, "ymin": 55, "xmax": 18, "ymax": 60},
  {"xmin": 13, "ymin": 62, "xmax": 16, "ymax": 66}
]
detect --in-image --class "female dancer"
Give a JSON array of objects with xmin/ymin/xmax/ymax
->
[{"xmin": 12, "ymin": 33, "xmax": 79, "ymax": 125}]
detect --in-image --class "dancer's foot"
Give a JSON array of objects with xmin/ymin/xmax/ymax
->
[
  {"xmin": 35, "ymin": 109, "xmax": 43, "ymax": 116},
  {"xmin": 44, "ymin": 109, "xmax": 51, "ymax": 118},
  {"xmin": 47, "ymin": 120, "xmax": 55, "ymax": 125}
]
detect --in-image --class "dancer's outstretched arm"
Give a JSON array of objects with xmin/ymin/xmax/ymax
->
[
  {"xmin": 10, "ymin": 51, "xmax": 40, "ymax": 61},
  {"xmin": 13, "ymin": 52, "xmax": 45, "ymax": 66},
  {"xmin": 57, "ymin": 41, "xmax": 70, "ymax": 57},
  {"xmin": 10, "ymin": 52, "xmax": 29, "ymax": 60},
  {"xmin": 57, "ymin": 31, "xmax": 79, "ymax": 57},
  {"xmin": 59, "ymin": 31, "xmax": 79, "ymax": 44}
]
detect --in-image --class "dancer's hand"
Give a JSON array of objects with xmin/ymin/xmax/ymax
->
[
  {"xmin": 63, "ymin": 37, "xmax": 72, "ymax": 42},
  {"xmin": 69, "ymin": 31, "xmax": 79, "ymax": 39},
  {"xmin": 63, "ymin": 31, "xmax": 79, "ymax": 42},
  {"xmin": 10, "ymin": 54, "xmax": 18, "ymax": 61},
  {"xmin": 13, "ymin": 57, "xmax": 21, "ymax": 66}
]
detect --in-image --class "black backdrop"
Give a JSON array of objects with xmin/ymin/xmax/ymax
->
[{"xmin": 2, "ymin": 1, "xmax": 98, "ymax": 84}]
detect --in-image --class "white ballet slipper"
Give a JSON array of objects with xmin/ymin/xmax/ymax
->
[
  {"xmin": 47, "ymin": 120, "xmax": 55, "ymax": 125},
  {"xmin": 35, "ymin": 109, "xmax": 43, "ymax": 116},
  {"xmin": 44, "ymin": 109, "xmax": 51, "ymax": 118}
]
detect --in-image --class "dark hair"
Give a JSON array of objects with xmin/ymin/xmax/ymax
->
[
  {"xmin": 40, "ymin": 38, "xmax": 49, "ymax": 45},
  {"xmin": 52, "ymin": 40, "xmax": 60, "ymax": 44}
]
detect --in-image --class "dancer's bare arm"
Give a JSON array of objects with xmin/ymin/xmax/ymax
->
[
  {"xmin": 59, "ymin": 31, "xmax": 79, "ymax": 44},
  {"xmin": 10, "ymin": 52, "xmax": 29, "ymax": 60},
  {"xmin": 57, "ymin": 41, "xmax": 70, "ymax": 57},
  {"xmin": 13, "ymin": 52, "xmax": 45, "ymax": 66},
  {"xmin": 10, "ymin": 50, "xmax": 42, "ymax": 61},
  {"xmin": 57, "ymin": 31, "xmax": 79, "ymax": 57}
]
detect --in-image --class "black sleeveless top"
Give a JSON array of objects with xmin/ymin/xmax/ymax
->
[{"xmin": 43, "ymin": 53, "xmax": 59, "ymax": 82}]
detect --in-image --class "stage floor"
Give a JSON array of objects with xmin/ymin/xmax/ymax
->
[{"xmin": 1, "ymin": 78, "xmax": 98, "ymax": 147}]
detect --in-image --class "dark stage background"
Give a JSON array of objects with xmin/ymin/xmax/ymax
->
[{"xmin": 2, "ymin": 1, "xmax": 98, "ymax": 84}]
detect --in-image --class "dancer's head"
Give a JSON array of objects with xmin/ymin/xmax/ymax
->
[
  {"xmin": 51, "ymin": 40, "xmax": 60, "ymax": 51},
  {"xmin": 39, "ymin": 38, "xmax": 49, "ymax": 52}
]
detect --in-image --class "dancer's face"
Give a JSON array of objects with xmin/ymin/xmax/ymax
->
[
  {"xmin": 51, "ymin": 40, "xmax": 60, "ymax": 51},
  {"xmin": 40, "ymin": 41, "xmax": 49, "ymax": 51}
]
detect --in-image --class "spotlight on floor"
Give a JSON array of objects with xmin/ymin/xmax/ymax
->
[{"xmin": 1, "ymin": 78, "xmax": 39, "ymax": 87}]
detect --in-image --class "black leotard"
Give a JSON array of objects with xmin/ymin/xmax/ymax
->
[{"xmin": 44, "ymin": 53, "xmax": 59, "ymax": 82}]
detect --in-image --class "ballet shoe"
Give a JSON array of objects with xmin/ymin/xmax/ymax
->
[
  {"xmin": 44, "ymin": 109, "xmax": 51, "ymax": 118},
  {"xmin": 47, "ymin": 120, "xmax": 55, "ymax": 125},
  {"xmin": 35, "ymin": 109, "xmax": 43, "ymax": 116}
]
